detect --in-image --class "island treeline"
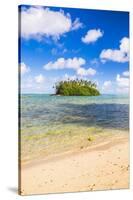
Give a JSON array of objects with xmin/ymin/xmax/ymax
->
[{"xmin": 54, "ymin": 79, "xmax": 100, "ymax": 96}]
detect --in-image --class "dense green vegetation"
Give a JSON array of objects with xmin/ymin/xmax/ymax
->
[{"xmin": 54, "ymin": 79, "xmax": 100, "ymax": 96}]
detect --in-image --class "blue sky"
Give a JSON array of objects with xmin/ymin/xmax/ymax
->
[{"xmin": 19, "ymin": 5, "xmax": 129, "ymax": 94}]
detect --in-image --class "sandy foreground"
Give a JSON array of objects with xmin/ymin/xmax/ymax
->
[{"xmin": 20, "ymin": 134, "xmax": 129, "ymax": 195}]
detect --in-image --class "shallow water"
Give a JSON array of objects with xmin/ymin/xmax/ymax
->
[
  {"xmin": 20, "ymin": 94, "xmax": 129, "ymax": 162},
  {"xmin": 21, "ymin": 94, "xmax": 129, "ymax": 131}
]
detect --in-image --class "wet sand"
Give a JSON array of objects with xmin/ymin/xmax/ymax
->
[{"xmin": 20, "ymin": 133, "xmax": 129, "ymax": 195}]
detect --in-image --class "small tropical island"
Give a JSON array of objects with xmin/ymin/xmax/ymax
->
[{"xmin": 54, "ymin": 79, "xmax": 100, "ymax": 96}]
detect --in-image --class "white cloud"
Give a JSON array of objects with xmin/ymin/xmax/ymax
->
[
  {"xmin": 120, "ymin": 37, "xmax": 129, "ymax": 53},
  {"xmin": 100, "ymin": 37, "xmax": 129, "ymax": 63},
  {"xmin": 103, "ymin": 81, "xmax": 112, "ymax": 88},
  {"xmin": 122, "ymin": 70, "xmax": 129, "ymax": 77},
  {"xmin": 116, "ymin": 87, "xmax": 129, "ymax": 94},
  {"xmin": 35, "ymin": 74, "xmax": 45, "ymax": 83},
  {"xmin": 82, "ymin": 29, "xmax": 103, "ymax": 44},
  {"xmin": 20, "ymin": 62, "xmax": 30, "ymax": 75},
  {"xmin": 100, "ymin": 49, "xmax": 129, "ymax": 63},
  {"xmin": 21, "ymin": 7, "xmax": 82, "ymax": 40},
  {"xmin": 101, "ymin": 71, "xmax": 129, "ymax": 94},
  {"xmin": 44, "ymin": 57, "xmax": 96, "ymax": 77},
  {"xmin": 116, "ymin": 72, "xmax": 129, "ymax": 94},
  {"xmin": 102, "ymin": 80, "xmax": 112, "ymax": 93},
  {"xmin": 116, "ymin": 74, "xmax": 129, "ymax": 94},
  {"xmin": 116, "ymin": 74, "xmax": 129, "ymax": 88},
  {"xmin": 76, "ymin": 67, "xmax": 96, "ymax": 76},
  {"xmin": 43, "ymin": 57, "xmax": 86, "ymax": 70},
  {"xmin": 21, "ymin": 76, "xmax": 33, "ymax": 90}
]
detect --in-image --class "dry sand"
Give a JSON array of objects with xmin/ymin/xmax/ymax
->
[{"xmin": 20, "ymin": 134, "xmax": 129, "ymax": 195}]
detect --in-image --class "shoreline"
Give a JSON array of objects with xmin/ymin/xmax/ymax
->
[
  {"xmin": 21, "ymin": 127, "xmax": 129, "ymax": 166},
  {"xmin": 20, "ymin": 132, "xmax": 129, "ymax": 195},
  {"xmin": 21, "ymin": 130, "xmax": 128, "ymax": 168}
]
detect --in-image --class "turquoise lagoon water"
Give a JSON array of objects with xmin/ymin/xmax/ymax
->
[
  {"xmin": 21, "ymin": 94, "xmax": 129, "ymax": 132},
  {"xmin": 20, "ymin": 94, "xmax": 129, "ymax": 161}
]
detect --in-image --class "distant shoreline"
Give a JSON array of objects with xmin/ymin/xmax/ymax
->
[{"xmin": 21, "ymin": 93, "xmax": 129, "ymax": 96}]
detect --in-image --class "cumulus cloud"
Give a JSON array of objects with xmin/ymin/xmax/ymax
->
[
  {"xmin": 43, "ymin": 57, "xmax": 96, "ymax": 77},
  {"xmin": 82, "ymin": 29, "xmax": 103, "ymax": 44},
  {"xmin": 101, "ymin": 71, "xmax": 129, "ymax": 94},
  {"xmin": 100, "ymin": 49, "xmax": 129, "ymax": 63},
  {"xmin": 21, "ymin": 7, "xmax": 82, "ymax": 40},
  {"xmin": 43, "ymin": 57, "xmax": 86, "ymax": 70},
  {"xmin": 120, "ymin": 37, "xmax": 129, "ymax": 53},
  {"xmin": 22, "ymin": 75, "xmax": 56, "ymax": 93},
  {"xmin": 35, "ymin": 74, "xmax": 45, "ymax": 83},
  {"xmin": 116, "ymin": 74, "xmax": 129, "ymax": 94},
  {"xmin": 115, "ymin": 71, "xmax": 129, "ymax": 94},
  {"xmin": 20, "ymin": 62, "xmax": 30, "ymax": 75},
  {"xmin": 122, "ymin": 70, "xmax": 129, "ymax": 77},
  {"xmin": 116, "ymin": 74, "xmax": 129, "ymax": 88},
  {"xmin": 77, "ymin": 67, "xmax": 96, "ymax": 76},
  {"xmin": 100, "ymin": 37, "xmax": 129, "ymax": 63}
]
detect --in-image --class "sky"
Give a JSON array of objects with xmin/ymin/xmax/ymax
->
[{"xmin": 19, "ymin": 5, "xmax": 129, "ymax": 94}]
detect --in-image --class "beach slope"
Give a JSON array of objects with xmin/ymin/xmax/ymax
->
[{"xmin": 20, "ymin": 134, "xmax": 129, "ymax": 195}]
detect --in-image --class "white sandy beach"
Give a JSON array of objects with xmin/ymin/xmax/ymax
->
[{"xmin": 20, "ymin": 133, "xmax": 129, "ymax": 195}]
